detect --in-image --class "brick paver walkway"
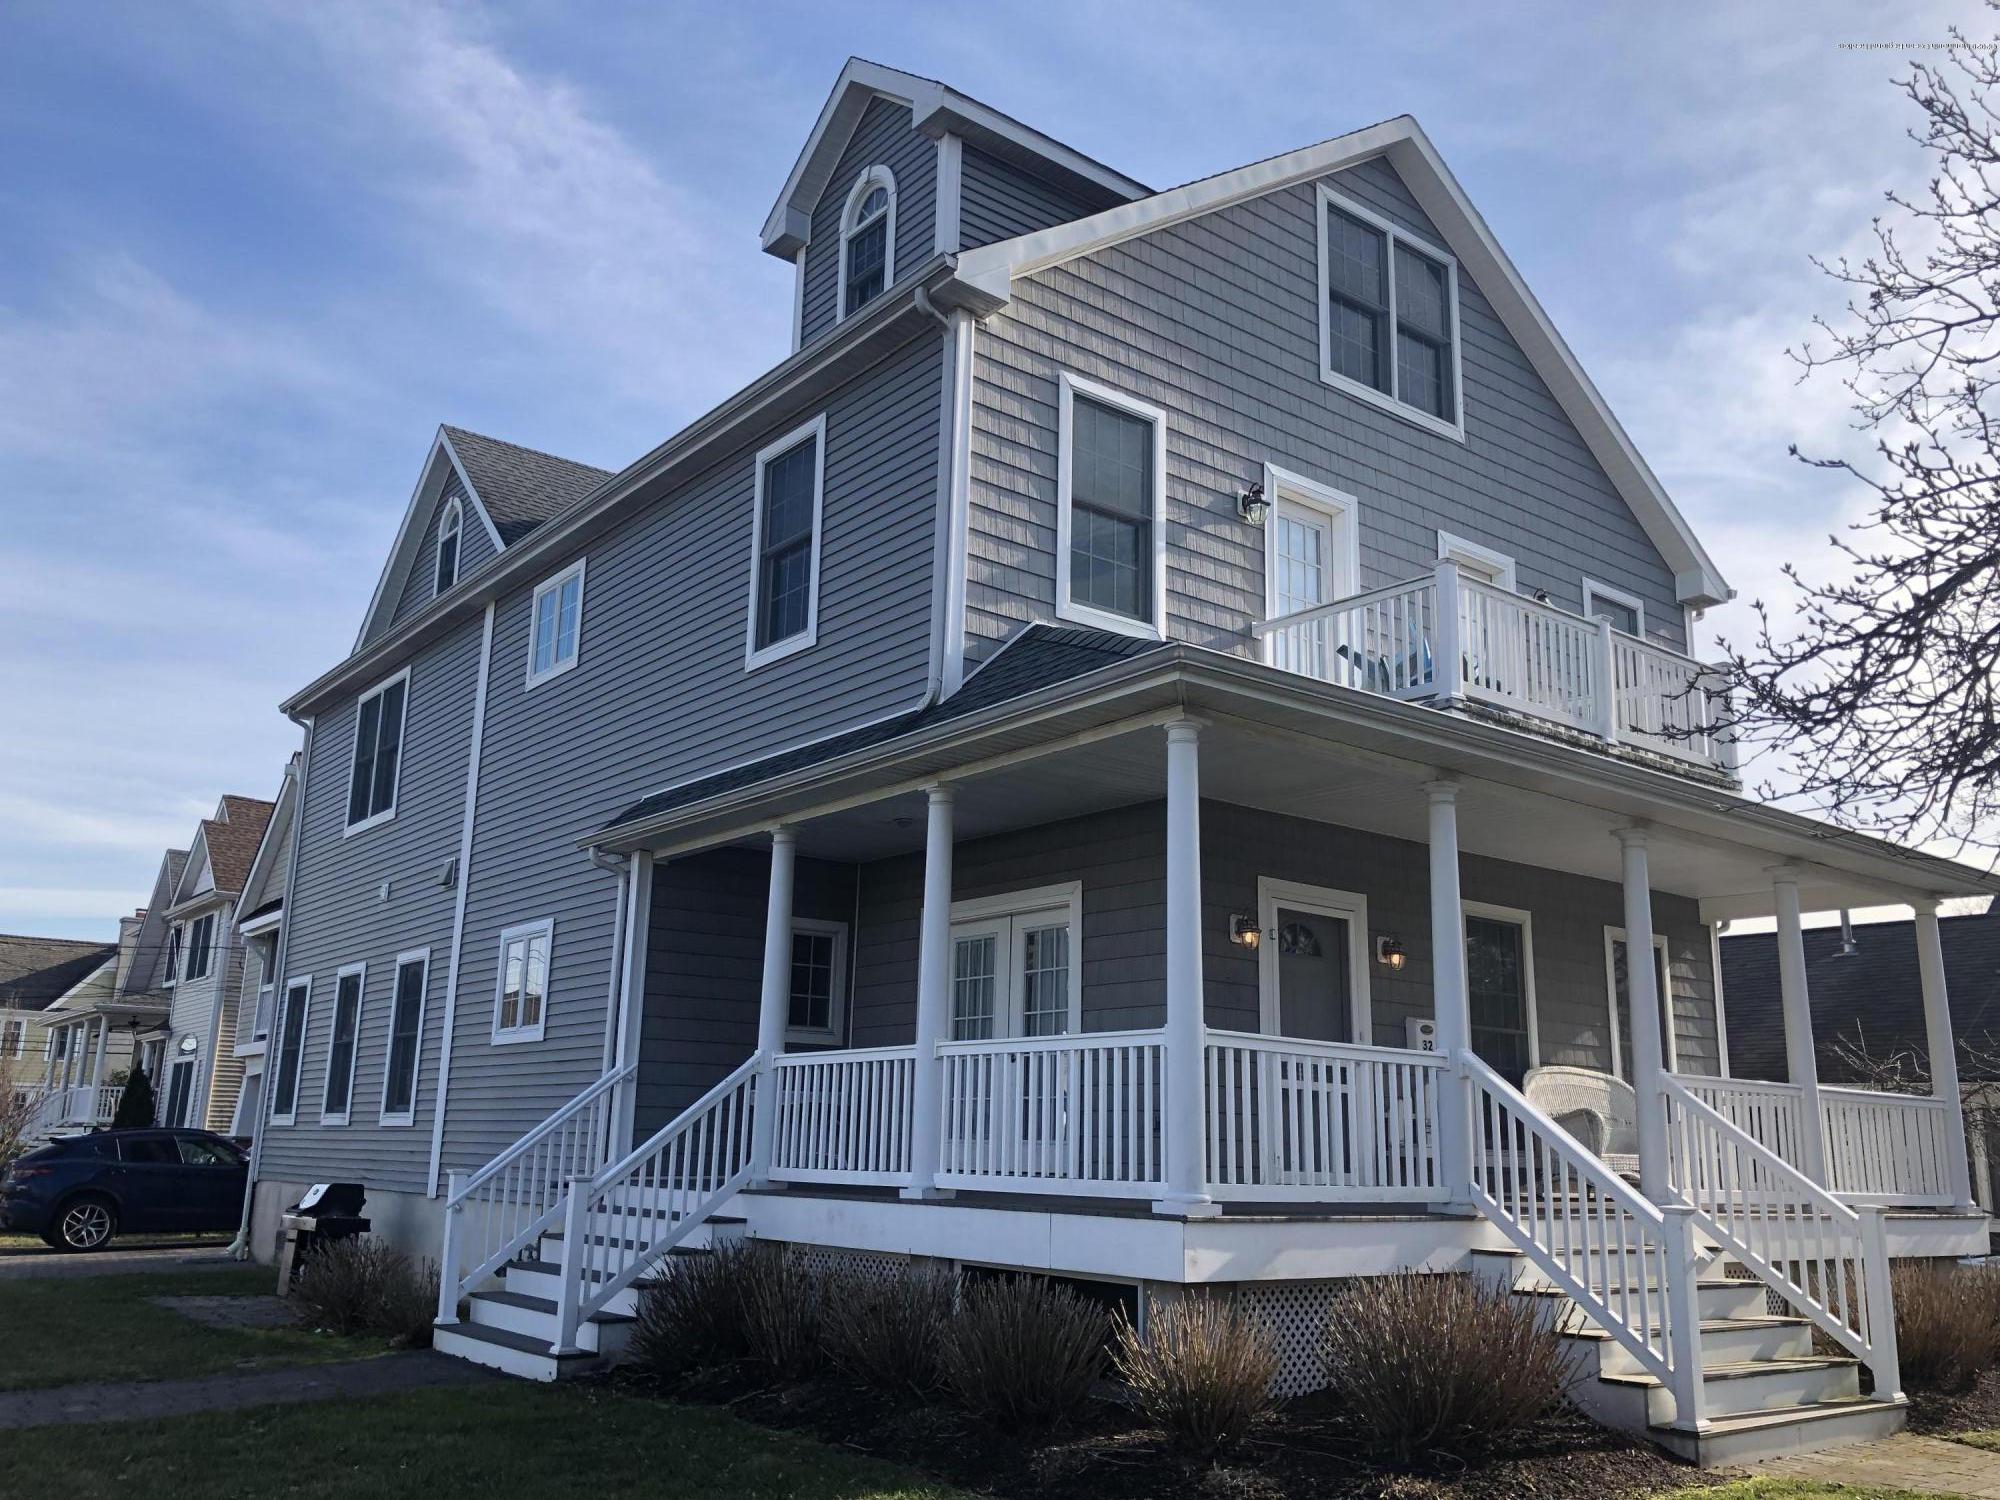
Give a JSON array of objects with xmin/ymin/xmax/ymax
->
[{"xmin": 1757, "ymin": 1432, "xmax": 2000, "ymax": 1497}]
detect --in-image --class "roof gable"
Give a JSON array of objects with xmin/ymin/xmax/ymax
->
[
  {"xmin": 237, "ymin": 757, "xmax": 300, "ymax": 917},
  {"xmin": 0, "ymin": 938, "xmax": 118, "ymax": 1014},
  {"xmin": 943, "ymin": 116, "xmax": 1731, "ymax": 609}
]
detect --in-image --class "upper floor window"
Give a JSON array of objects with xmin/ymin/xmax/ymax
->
[
  {"xmin": 526, "ymin": 559, "xmax": 585, "ymax": 688},
  {"xmin": 2, "ymin": 1018, "xmax": 23, "ymax": 1058},
  {"xmin": 164, "ymin": 925, "xmax": 182, "ymax": 986},
  {"xmin": 183, "ymin": 913, "xmax": 215, "ymax": 982},
  {"xmin": 435, "ymin": 498, "xmax": 463, "ymax": 596},
  {"xmin": 745, "ymin": 415, "xmax": 826, "ymax": 669},
  {"xmin": 1316, "ymin": 185, "xmax": 1463, "ymax": 439},
  {"xmin": 1583, "ymin": 578, "xmax": 1644, "ymax": 637},
  {"xmin": 345, "ymin": 669, "xmax": 409, "ymax": 833},
  {"xmin": 1056, "ymin": 372, "xmax": 1166, "ymax": 639},
  {"xmin": 493, "ymin": 919, "xmax": 552, "ymax": 1044},
  {"xmin": 839, "ymin": 166, "xmax": 896, "ymax": 318},
  {"xmin": 786, "ymin": 919, "xmax": 847, "ymax": 1046}
]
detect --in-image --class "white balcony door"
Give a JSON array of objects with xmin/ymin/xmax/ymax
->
[
  {"xmin": 948, "ymin": 885, "xmax": 1082, "ymax": 1041},
  {"xmin": 1263, "ymin": 468, "xmax": 1359, "ymax": 680}
]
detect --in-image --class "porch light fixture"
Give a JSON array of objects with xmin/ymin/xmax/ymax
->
[
  {"xmin": 1230, "ymin": 914, "xmax": 1263, "ymax": 949},
  {"xmin": 1375, "ymin": 934, "xmax": 1407, "ymax": 971},
  {"xmin": 1236, "ymin": 482, "xmax": 1270, "ymax": 527}
]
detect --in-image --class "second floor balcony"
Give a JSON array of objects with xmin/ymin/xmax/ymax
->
[{"xmin": 1252, "ymin": 560, "xmax": 1737, "ymax": 778}]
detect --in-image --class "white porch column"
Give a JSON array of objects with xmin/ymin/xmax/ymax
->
[
  {"xmin": 90, "ymin": 1016, "xmax": 110, "ymax": 1114},
  {"xmin": 903, "ymin": 786, "xmax": 955, "ymax": 1199},
  {"xmin": 1616, "ymin": 827, "xmax": 1669, "ymax": 1201},
  {"xmin": 1427, "ymin": 780, "xmax": 1473, "ymax": 1200},
  {"xmin": 1156, "ymin": 718, "xmax": 1216, "ymax": 1218},
  {"xmin": 1772, "ymin": 866, "xmax": 1829, "ymax": 1183},
  {"xmin": 1914, "ymin": 897, "xmax": 1977, "ymax": 1211},
  {"xmin": 747, "ymin": 826, "xmax": 796, "ymax": 1187}
]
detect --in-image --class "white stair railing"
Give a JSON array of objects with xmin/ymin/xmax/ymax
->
[
  {"xmin": 1662, "ymin": 1077, "xmax": 1901, "ymax": 1399},
  {"xmin": 1463, "ymin": 1051, "xmax": 1706, "ymax": 1428},
  {"xmin": 436, "ymin": 1062, "xmax": 632, "ymax": 1324},
  {"xmin": 553, "ymin": 1052, "xmax": 762, "ymax": 1351}
]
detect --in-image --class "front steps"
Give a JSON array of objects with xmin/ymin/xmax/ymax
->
[
  {"xmin": 432, "ymin": 1207, "xmax": 743, "ymax": 1382},
  {"xmin": 1473, "ymin": 1247, "xmax": 1906, "ymax": 1466}
]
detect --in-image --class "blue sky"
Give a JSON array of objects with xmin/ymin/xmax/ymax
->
[{"xmin": 0, "ymin": 1, "xmax": 1961, "ymax": 940}]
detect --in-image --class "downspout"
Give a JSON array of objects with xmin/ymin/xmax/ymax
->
[
  {"xmin": 229, "ymin": 718, "xmax": 313, "ymax": 1259},
  {"xmin": 915, "ymin": 284, "xmax": 975, "ymax": 699}
]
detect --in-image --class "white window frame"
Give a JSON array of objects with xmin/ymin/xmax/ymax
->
[
  {"xmin": 525, "ymin": 557, "xmax": 587, "ymax": 689},
  {"xmin": 1314, "ymin": 183, "xmax": 1466, "ymax": 442},
  {"xmin": 2, "ymin": 1017, "xmax": 23, "ymax": 1059},
  {"xmin": 947, "ymin": 882, "xmax": 1085, "ymax": 1040},
  {"xmin": 183, "ymin": 912, "xmax": 216, "ymax": 982},
  {"xmin": 1462, "ymin": 899, "xmax": 1540, "ymax": 1071},
  {"xmin": 1254, "ymin": 877, "xmax": 1373, "ymax": 1043},
  {"xmin": 784, "ymin": 918, "xmax": 848, "ymax": 1047},
  {"xmin": 379, "ymin": 946, "xmax": 430, "ymax": 1126},
  {"xmin": 1581, "ymin": 577, "xmax": 1646, "ymax": 638},
  {"xmin": 492, "ymin": 918, "xmax": 554, "ymax": 1045},
  {"xmin": 163, "ymin": 924, "xmax": 182, "ymax": 988},
  {"xmin": 1260, "ymin": 463, "xmax": 1361, "ymax": 637},
  {"xmin": 836, "ymin": 164, "xmax": 897, "ymax": 321},
  {"xmin": 1437, "ymin": 531, "xmax": 1518, "ymax": 591},
  {"xmin": 1604, "ymin": 926, "xmax": 1678, "ymax": 1077},
  {"xmin": 1055, "ymin": 371, "xmax": 1168, "ymax": 641},
  {"xmin": 435, "ymin": 497, "xmax": 463, "ymax": 596},
  {"xmin": 743, "ymin": 414, "xmax": 828, "ymax": 670},
  {"xmin": 319, "ymin": 961, "xmax": 367, "ymax": 1127},
  {"xmin": 343, "ymin": 666, "xmax": 411, "ymax": 837}
]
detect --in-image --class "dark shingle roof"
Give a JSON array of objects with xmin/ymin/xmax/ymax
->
[
  {"xmin": 602, "ymin": 624, "xmax": 1169, "ymax": 834},
  {"xmin": 0, "ymin": 935, "xmax": 116, "ymax": 1013},
  {"xmin": 197, "ymin": 796, "xmax": 276, "ymax": 896},
  {"xmin": 442, "ymin": 426, "xmax": 613, "ymax": 545},
  {"xmin": 1721, "ymin": 908, "xmax": 2000, "ymax": 1083}
]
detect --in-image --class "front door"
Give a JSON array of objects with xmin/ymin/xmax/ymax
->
[
  {"xmin": 1465, "ymin": 910, "xmax": 1533, "ymax": 1084},
  {"xmin": 1260, "ymin": 880, "xmax": 1366, "ymax": 1043}
]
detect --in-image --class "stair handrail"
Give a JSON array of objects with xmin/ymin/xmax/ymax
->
[
  {"xmin": 551, "ymin": 1050, "xmax": 764, "ymax": 1352},
  {"xmin": 1661, "ymin": 1075, "xmax": 1901, "ymax": 1400},
  {"xmin": 436, "ymin": 1061, "xmax": 634, "ymax": 1324},
  {"xmin": 1461, "ymin": 1051, "xmax": 1706, "ymax": 1429}
]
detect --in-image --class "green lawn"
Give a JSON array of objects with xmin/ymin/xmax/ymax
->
[
  {"xmin": 0, "ymin": 1383, "xmax": 972, "ymax": 1500},
  {"xmin": 1949, "ymin": 1430, "xmax": 2000, "ymax": 1451},
  {"xmin": 1666, "ymin": 1482, "xmax": 1970, "ymax": 1499},
  {"xmin": 0, "ymin": 1266, "xmax": 385, "ymax": 1390}
]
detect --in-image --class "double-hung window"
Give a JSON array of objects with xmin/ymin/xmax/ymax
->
[
  {"xmin": 320, "ymin": 963, "xmax": 365, "ymax": 1125},
  {"xmin": 346, "ymin": 670, "xmax": 409, "ymax": 832},
  {"xmin": 163, "ymin": 925, "xmax": 182, "ymax": 986},
  {"xmin": 493, "ymin": 920, "xmax": 552, "ymax": 1044},
  {"xmin": 1316, "ymin": 185, "xmax": 1463, "ymax": 438},
  {"xmin": 435, "ymin": 498, "xmax": 462, "ymax": 595},
  {"xmin": 526, "ymin": 559, "xmax": 585, "ymax": 687},
  {"xmin": 2, "ymin": 1019, "xmax": 22, "ymax": 1058},
  {"xmin": 380, "ymin": 949, "xmax": 428, "ymax": 1124},
  {"xmin": 839, "ymin": 167, "xmax": 895, "ymax": 318},
  {"xmin": 183, "ymin": 913, "xmax": 215, "ymax": 982},
  {"xmin": 269, "ymin": 977, "xmax": 311, "ymax": 1126},
  {"xmin": 786, "ymin": 919, "xmax": 847, "ymax": 1045},
  {"xmin": 947, "ymin": 885, "xmax": 1083, "ymax": 1041},
  {"xmin": 1056, "ymin": 373, "xmax": 1166, "ymax": 639},
  {"xmin": 745, "ymin": 416, "xmax": 826, "ymax": 668}
]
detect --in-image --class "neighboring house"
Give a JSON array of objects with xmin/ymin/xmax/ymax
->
[
  {"xmin": 24, "ymin": 918, "xmax": 160, "ymax": 1139},
  {"xmin": 0, "ymin": 936, "xmax": 119, "ymax": 1137},
  {"xmin": 1722, "ymin": 907, "xmax": 2000, "ymax": 1209},
  {"xmin": 252, "ymin": 59, "xmax": 2000, "ymax": 1462},
  {"xmin": 226, "ymin": 755, "xmax": 302, "ymax": 1138}
]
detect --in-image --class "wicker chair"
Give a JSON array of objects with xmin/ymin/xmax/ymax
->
[{"xmin": 1523, "ymin": 1065, "xmax": 1640, "ymax": 1177}]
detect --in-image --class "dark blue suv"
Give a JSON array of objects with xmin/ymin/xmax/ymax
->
[{"xmin": 1, "ymin": 1129, "xmax": 247, "ymax": 1251}]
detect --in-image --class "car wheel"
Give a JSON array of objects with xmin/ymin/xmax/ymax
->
[{"xmin": 52, "ymin": 1195, "xmax": 116, "ymax": 1252}]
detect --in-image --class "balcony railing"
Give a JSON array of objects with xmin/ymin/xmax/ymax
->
[{"xmin": 1253, "ymin": 562, "xmax": 1738, "ymax": 775}]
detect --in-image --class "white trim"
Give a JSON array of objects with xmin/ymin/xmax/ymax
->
[
  {"xmin": 237, "ymin": 906, "xmax": 283, "ymax": 939},
  {"xmin": 835, "ymin": 165, "xmax": 897, "ymax": 322},
  {"xmin": 1604, "ymin": 925, "xmax": 1677, "ymax": 1077},
  {"xmin": 342, "ymin": 665, "xmax": 412, "ymax": 837},
  {"xmin": 939, "ymin": 310, "xmax": 976, "ymax": 694},
  {"xmin": 934, "ymin": 133, "xmax": 963, "ymax": 256},
  {"xmin": 1314, "ymin": 183, "xmax": 1465, "ymax": 442},
  {"xmin": 1055, "ymin": 371, "xmax": 1168, "ymax": 641},
  {"xmin": 790, "ymin": 248, "xmax": 806, "ymax": 354},
  {"xmin": 379, "ymin": 946, "xmax": 431, "ymax": 1127},
  {"xmin": 1462, "ymin": 899, "xmax": 1540, "ymax": 1071},
  {"xmin": 744, "ymin": 413, "xmax": 828, "ymax": 670},
  {"xmin": 435, "ymin": 497, "xmax": 464, "ymax": 596},
  {"xmin": 784, "ymin": 917, "xmax": 849, "ymax": 1046},
  {"xmin": 1254, "ymin": 877, "xmax": 1373, "ymax": 1044},
  {"xmin": 353, "ymin": 429, "xmax": 506, "ymax": 651},
  {"xmin": 524, "ymin": 556, "xmax": 587, "ymax": 689},
  {"xmin": 1260, "ymin": 465, "xmax": 1360, "ymax": 652},
  {"xmin": 947, "ymin": 881, "xmax": 1085, "ymax": 1039},
  {"xmin": 1437, "ymin": 531, "xmax": 1518, "ymax": 590},
  {"xmin": 318, "ymin": 962, "xmax": 367, "ymax": 1127},
  {"xmin": 1709, "ymin": 920, "xmax": 1732, "ymax": 1076},
  {"xmin": 1581, "ymin": 576, "xmax": 1646, "ymax": 636},
  {"xmin": 491, "ymin": 918, "xmax": 554, "ymax": 1045}
]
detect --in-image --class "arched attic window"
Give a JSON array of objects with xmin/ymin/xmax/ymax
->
[
  {"xmin": 838, "ymin": 165, "xmax": 896, "ymax": 318},
  {"xmin": 435, "ymin": 497, "xmax": 463, "ymax": 596}
]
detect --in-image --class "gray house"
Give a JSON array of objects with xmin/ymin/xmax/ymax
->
[{"xmin": 252, "ymin": 60, "xmax": 1999, "ymax": 1465}]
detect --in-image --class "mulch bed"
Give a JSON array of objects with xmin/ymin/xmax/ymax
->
[
  {"xmin": 1907, "ymin": 1365, "xmax": 2000, "ymax": 1436},
  {"xmin": 619, "ymin": 1367, "xmax": 1698, "ymax": 1499}
]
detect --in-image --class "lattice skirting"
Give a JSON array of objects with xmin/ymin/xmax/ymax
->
[
  {"xmin": 1152, "ymin": 1280, "xmax": 1343, "ymax": 1398},
  {"xmin": 782, "ymin": 1243, "xmax": 913, "ymax": 1288}
]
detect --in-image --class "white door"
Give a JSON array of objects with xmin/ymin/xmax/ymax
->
[{"xmin": 948, "ymin": 900, "xmax": 1079, "ymax": 1041}]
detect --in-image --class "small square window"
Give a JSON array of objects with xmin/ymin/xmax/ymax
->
[
  {"xmin": 785, "ymin": 921, "xmax": 846, "ymax": 1044},
  {"xmin": 527, "ymin": 560, "xmax": 585, "ymax": 687}
]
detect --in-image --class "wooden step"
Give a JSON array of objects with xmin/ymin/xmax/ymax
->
[
  {"xmin": 431, "ymin": 1320, "xmax": 609, "ymax": 1383},
  {"xmin": 1650, "ymin": 1397, "xmax": 1907, "ymax": 1468},
  {"xmin": 1600, "ymin": 1355, "xmax": 1861, "ymax": 1423}
]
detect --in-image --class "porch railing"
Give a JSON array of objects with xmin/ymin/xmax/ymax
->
[{"xmin": 769, "ymin": 1045, "xmax": 917, "ymax": 1186}]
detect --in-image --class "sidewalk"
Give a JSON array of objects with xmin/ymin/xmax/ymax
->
[{"xmin": 1756, "ymin": 1431, "xmax": 2000, "ymax": 1498}]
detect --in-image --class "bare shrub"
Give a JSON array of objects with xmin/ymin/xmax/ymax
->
[
  {"xmin": 821, "ymin": 1262, "xmax": 959, "ymax": 1396},
  {"xmin": 942, "ymin": 1276, "xmax": 1109, "ymax": 1431},
  {"xmin": 1893, "ymin": 1262, "xmax": 2000, "ymax": 1392},
  {"xmin": 1320, "ymin": 1272, "xmax": 1568, "ymax": 1464},
  {"xmin": 1113, "ymin": 1294, "xmax": 1278, "ymax": 1458},
  {"xmin": 738, "ymin": 1250, "xmax": 828, "ymax": 1382},
  {"xmin": 629, "ymin": 1242, "xmax": 758, "ymax": 1377},
  {"xmin": 291, "ymin": 1237, "xmax": 403, "ymax": 1335},
  {"xmin": 377, "ymin": 1256, "xmax": 441, "ymax": 1348}
]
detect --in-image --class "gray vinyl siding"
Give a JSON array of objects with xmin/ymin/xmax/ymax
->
[
  {"xmin": 958, "ymin": 145, "xmax": 1121, "ymax": 249},
  {"xmin": 258, "ymin": 617, "xmax": 483, "ymax": 1191},
  {"xmin": 964, "ymin": 155, "xmax": 1688, "ymax": 670},
  {"xmin": 390, "ymin": 474, "xmax": 496, "ymax": 629},
  {"xmin": 434, "ymin": 331, "xmax": 941, "ymax": 1172},
  {"xmin": 799, "ymin": 96, "xmax": 938, "ymax": 347}
]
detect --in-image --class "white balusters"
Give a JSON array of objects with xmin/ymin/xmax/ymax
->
[
  {"xmin": 769, "ymin": 1046, "xmax": 916, "ymax": 1184},
  {"xmin": 1252, "ymin": 578, "xmax": 1439, "ymax": 698},
  {"xmin": 1819, "ymin": 1087, "xmax": 1953, "ymax": 1205}
]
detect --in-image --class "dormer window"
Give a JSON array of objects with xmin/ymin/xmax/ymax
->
[
  {"xmin": 839, "ymin": 167, "xmax": 896, "ymax": 318},
  {"xmin": 435, "ymin": 498, "xmax": 462, "ymax": 595}
]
